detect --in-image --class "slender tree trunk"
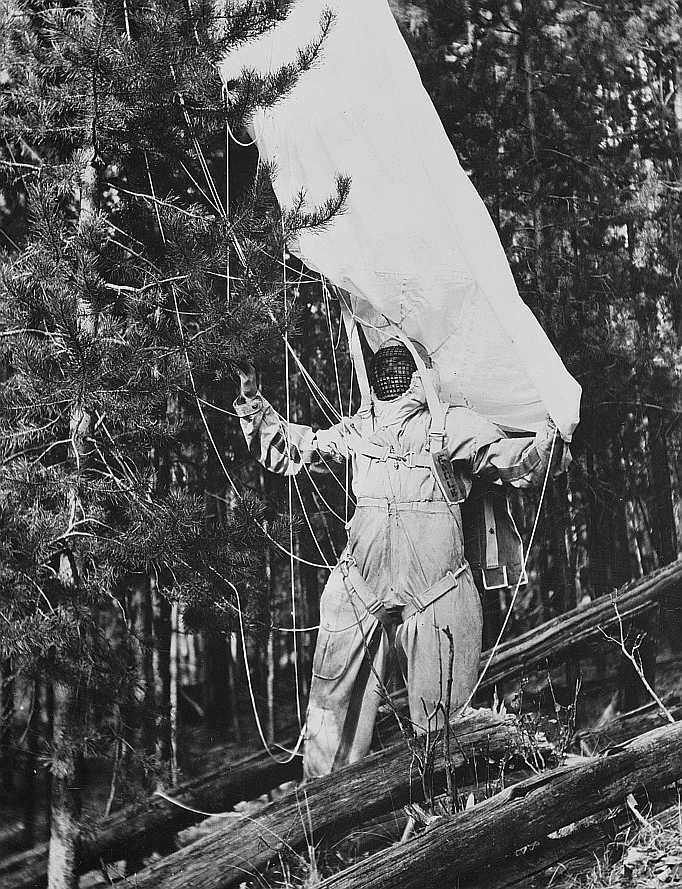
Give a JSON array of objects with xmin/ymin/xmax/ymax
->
[
  {"xmin": 647, "ymin": 408, "xmax": 681, "ymax": 649},
  {"xmin": 522, "ymin": 19, "xmax": 546, "ymax": 328},
  {"xmin": 154, "ymin": 588, "xmax": 172, "ymax": 775},
  {"xmin": 610, "ymin": 435, "xmax": 634, "ymax": 586},
  {"xmin": 673, "ymin": 51, "xmax": 682, "ymax": 337},
  {"xmin": 23, "ymin": 681, "xmax": 39, "ymax": 847},
  {"xmin": 264, "ymin": 529, "xmax": 276, "ymax": 745},
  {"xmin": 585, "ymin": 420, "xmax": 617, "ymax": 596},
  {"xmin": 47, "ymin": 138, "xmax": 100, "ymax": 889},
  {"xmin": 647, "ymin": 410, "xmax": 678, "ymax": 566},
  {"xmin": 169, "ymin": 602, "xmax": 180, "ymax": 784},
  {"xmin": 47, "ymin": 673, "xmax": 82, "ymax": 889},
  {"xmin": 226, "ymin": 634, "xmax": 242, "ymax": 743},
  {"xmin": 0, "ymin": 662, "xmax": 14, "ymax": 792},
  {"xmin": 549, "ymin": 478, "xmax": 573, "ymax": 616}
]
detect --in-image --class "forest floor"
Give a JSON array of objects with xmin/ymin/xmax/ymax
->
[{"xmin": 555, "ymin": 804, "xmax": 682, "ymax": 888}]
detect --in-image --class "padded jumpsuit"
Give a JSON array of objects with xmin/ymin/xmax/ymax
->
[{"xmin": 235, "ymin": 379, "xmax": 558, "ymax": 778}]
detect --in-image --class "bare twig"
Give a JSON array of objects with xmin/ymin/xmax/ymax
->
[
  {"xmin": 599, "ymin": 598, "xmax": 675, "ymax": 724},
  {"xmin": 442, "ymin": 627, "xmax": 457, "ymax": 813}
]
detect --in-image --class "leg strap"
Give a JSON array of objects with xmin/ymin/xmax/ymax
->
[
  {"xmin": 339, "ymin": 559, "xmax": 467, "ymax": 626},
  {"xmin": 340, "ymin": 561, "xmax": 401, "ymax": 630},
  {"xmin": 401, "ymin": 563, "xmax": 467, "ymax": 621}
]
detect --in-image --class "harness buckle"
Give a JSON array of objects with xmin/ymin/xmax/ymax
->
[
  {"xmin": 409, "ymin": 591, "xmax": 425, "ymax": 611},
  {"xmin": 428, "ymin": 430, "xmax": 447, "ymax": 453},
  {"xmin": 339, "ymin": 555, "xmax": 357, "ymax": 580}
]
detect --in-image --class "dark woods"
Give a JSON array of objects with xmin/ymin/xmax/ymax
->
[{"xmin": 0, "ymin": 0, "xmax": 680, "ymax": 885}]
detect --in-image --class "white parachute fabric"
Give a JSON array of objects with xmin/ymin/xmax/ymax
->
[{"xmin": 221, "ymin": 0, "xmax": 581, "ymax": 438}]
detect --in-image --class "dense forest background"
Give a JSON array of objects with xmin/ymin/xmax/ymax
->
[{"xmin": 0, "ymin": 0, "xmax": 681, "ymax": 877}]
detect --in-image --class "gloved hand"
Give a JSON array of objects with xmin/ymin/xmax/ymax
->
[
  {"xmin": 236, "ymin": 362, "xmax": 258, "ymax": 399},
  {"xmin": 543, "ymin": 413, "xmax": 572, "ymax": 474}
]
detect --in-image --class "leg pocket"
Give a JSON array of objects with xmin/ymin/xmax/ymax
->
[
  {"xmin": 312, "ymin": 626, "xmax": 352, "ymax": 681},
  {"xmin": 312, "ymin": 573, "xmax": 356, "ymax": 681}
]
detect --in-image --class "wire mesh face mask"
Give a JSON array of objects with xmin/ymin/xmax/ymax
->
[{"xmin": 369, "ymin": 345, "xmax": 417, "ymax": 401}]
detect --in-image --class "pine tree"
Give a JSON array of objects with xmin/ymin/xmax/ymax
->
[{"xmin": 0, "ymin": 0, "xmax": 347, "ymax": 883}]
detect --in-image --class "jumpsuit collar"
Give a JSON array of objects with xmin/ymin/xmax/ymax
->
[{"xmin": 372, "ymin": 373, "xmax": 428, "ymax": 429}]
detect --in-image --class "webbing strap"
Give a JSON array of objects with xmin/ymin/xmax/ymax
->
[
  {"xmin": 341, "ymin": 562, "xmax": 385, "ymax": 618},
  {"xmin": 341, "ymin": 560, "xmax": 466, "ymax": 625},
  {"xmin": 345, "ymin": 427, "xmax": 433, "ymax": 469},
  {"xmin": 483, "ymin": 495, "xmax": 499, "ymax": 570},
  {"xmin": 383, "ymin": 325, "xmax": 446, "ymax": 445},
  {"xmin": 401, "ymin": 565, "xmax": 466, "ymax": 621},
  {"xmin": 337, "ymin": 293, "xmax": 372, "ymax": 416}
]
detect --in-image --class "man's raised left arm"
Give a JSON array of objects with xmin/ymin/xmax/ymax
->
[{"xmin": 473, "ymin": 416, "xmax": 568, "ymax": 488}]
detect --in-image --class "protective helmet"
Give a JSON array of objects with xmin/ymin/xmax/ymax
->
[{"xmin": 369, "ymin": 338, "xmax": 431, "ymax": 401}]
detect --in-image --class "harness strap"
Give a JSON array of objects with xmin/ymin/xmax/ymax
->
[
  {"xmin": 344, "ymin": 427, "xmax": 433, "ymax": 470},
  {"xmin": 337, "ymin": 292, "xmax": 372, "ymax": 418},
  {"xmin": 401, "ymin": 565, "xmax": 467, "ymax": 621},
  {"xmin": 340, "ymin": 559, "xmax": 467, "ymax": 626},
  {"xmin": 384, "ymin": 326, "xmax": 447, "ymax": 443}
]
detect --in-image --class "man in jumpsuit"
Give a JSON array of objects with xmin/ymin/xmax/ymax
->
[{"xmin": 236, "ymin": 339, "xmax": 563, "ymax": 778}]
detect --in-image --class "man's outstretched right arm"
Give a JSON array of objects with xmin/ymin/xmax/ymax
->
[{"xmin": 234, "ymin": 364, "xmax": 349, "ymax": 476}]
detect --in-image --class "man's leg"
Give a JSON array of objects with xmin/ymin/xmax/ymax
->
[
  {"xmin": 395, "ymin": 567, "xmax": 482, "ymax": 733},
  {"xmin": 303, "ymin": 569, "xmax": 390, "ymax": 779}
]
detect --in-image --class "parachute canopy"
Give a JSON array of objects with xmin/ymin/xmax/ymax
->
[{"xmin": 222, "ymin": 0, "xmax": 582, "ymax": 439}]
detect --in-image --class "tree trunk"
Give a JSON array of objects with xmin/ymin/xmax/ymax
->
[
  {"xmin": 647, "ymin": 408, "xmax": 681, "ymax": 648},
  {"xmin": 47, "ymin": 677, "xmax": 81, "ymax": 889},
  {"xmin": 47, "ymin": 140, "xmax": 99, "ymax": 889},
  {"xmin": 0, "ymin": 662, "xmax": 14, "ymax": 792},
  {"xmin": 548, "ymin": 477, "xmax": 573, "ymax": 616},
  {"xmin": 584, "ymin": 427, "xmax": 610, "ymax": 596},
  {"xmin": 153, "ymin": 587, "xmax": 172, "ymax": 772},
  {"xmin": 319, "ymin": 721, "xmax": 682, "ymax": 889},
  {"xmin": 23, "ymin": 681, "xmax": 40, "ymax": 847},
  {"xmin": 521, "ymin": 15, "xmax": 546, "ymax": 328},
  {"xmin": 262, "ymin": 499, "xmax": 276, "ymax": 745},
  {"xmin": 225, "ymin": 633, "xmax": 242, "ymax": 743},
  {"xmin": 169, "ymin": 602, "xmax": 180, "ymax": 784},
  {"xmin": 672, "ymin": 52, "xmax": 682, "ymax": 337},
  {"xmin": 265, "ymin": 629, "xmax": 276, "ymax": 746}
]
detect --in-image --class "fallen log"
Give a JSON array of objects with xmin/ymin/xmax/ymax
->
[
  {"xmin": 462, "ymin": 797, "xmax": 682, "ymax": 888},
  {"xmin": 474, "ymin": 558, "xmax": 682, "ymax": 690},
  {"xmin": 121, "ymin": 709, "xmax": 524, "ymax": 889},
  {"xmin": 318, "ymin": 720, "xmax": 682, "ymax": 889},
  {"xmin": 574, "ymin": 697, "xmax": 682, "ymax": 754}
]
